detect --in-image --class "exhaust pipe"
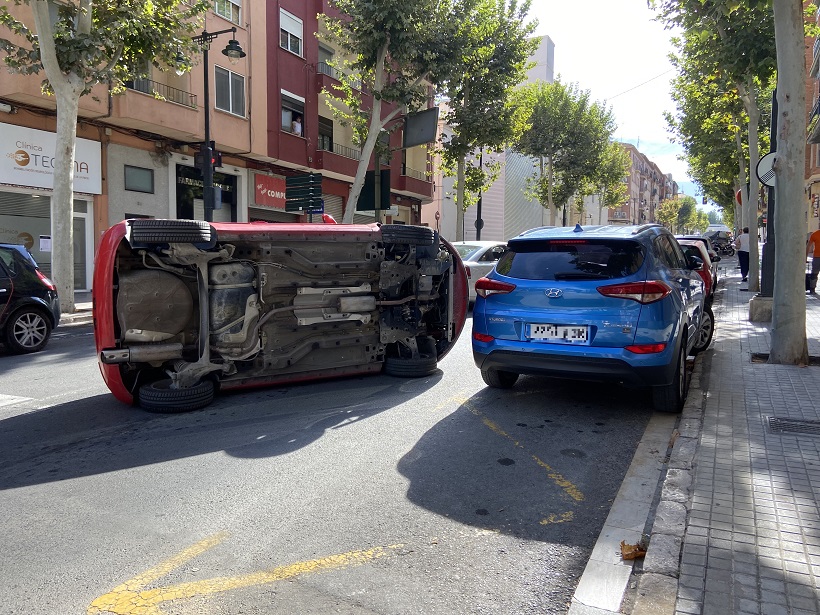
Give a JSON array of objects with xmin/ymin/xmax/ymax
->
[{"xmin": 100, "ymin": 343, "xmax": 184, "ymax": 364}]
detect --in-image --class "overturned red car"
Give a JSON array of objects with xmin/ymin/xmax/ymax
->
[{"xmin": 93, "ymin": 219, "xmax": 468, "ymax": 412}]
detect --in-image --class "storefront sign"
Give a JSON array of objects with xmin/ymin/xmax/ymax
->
[
  {"xmin": 254, "ymin": 174, "xmax": 286, "ymax": 209},
  {"xmin": 1, "ymin": 123, "xmax": 102, "ymax": 194}
]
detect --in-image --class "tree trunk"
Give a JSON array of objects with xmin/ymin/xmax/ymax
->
[
  {"xmin": 31, "ymin": 0, "xmax": 85, "ymax": 314},
  {"xmin": 769, "ymin": 0, "xmax": 809, "ymax": 364}
]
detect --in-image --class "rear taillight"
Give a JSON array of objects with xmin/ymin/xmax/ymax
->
[
  {"xmin": 473, "ymin": 331, "xmax": 495, "ymax": 342},
  {"xmin": 625, "ymin": 343, "xmax": 667, "ymax": 354},
  {"xmin": 597, "ymin": 280, "xmax": 671, "ymax": 304},
  {"xmin": 36, "ymin": 269, "xmax": 56, "ymax": 291},
  {"xmin": 475, "ymin": 277, "xmax": 516, "ymax": 298}
]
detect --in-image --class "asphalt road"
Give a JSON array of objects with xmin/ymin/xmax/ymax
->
[{"xmin": 0, "ymin": 318, "xmax": 654, "ymax": 615}]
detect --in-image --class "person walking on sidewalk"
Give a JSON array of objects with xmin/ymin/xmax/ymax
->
[
  {"xmin": 808, "ymin": 221, "xmax": 820, "ymax": 294},
  {"xmin": 736, "ymin": 226, "xmax": 751, "ymax": 282}
]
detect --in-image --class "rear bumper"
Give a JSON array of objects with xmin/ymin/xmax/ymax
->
[{"xmin": 473, "ymin": 346, "xmax": 678, "ymax": 387}]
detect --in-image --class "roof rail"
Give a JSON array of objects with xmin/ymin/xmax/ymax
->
[{"xmin": 632, "ymin": 223, "xmax": 664, "ymax": 235}]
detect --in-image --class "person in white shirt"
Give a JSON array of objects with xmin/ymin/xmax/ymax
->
[
  {"xmin": 735, "ymin": 227, "xmax": 750, "ymax": 282},
  {"xmin": 291, "ymin": 114, "xmax": 302, "ymax": 136}
]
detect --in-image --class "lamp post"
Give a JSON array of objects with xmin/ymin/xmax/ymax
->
[{"xmin": 183, "ymin": 27, "xmax": 246, "ymax": 222}]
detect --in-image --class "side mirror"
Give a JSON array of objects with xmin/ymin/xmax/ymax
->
[{"xmin": 688, "ymin": 255, "xmax": 704, "ymax": 271}]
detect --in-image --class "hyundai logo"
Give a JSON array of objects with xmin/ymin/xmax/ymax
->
[{"xmin": 545, "ymin": 288, "xmax": 563, "ymax": 298}]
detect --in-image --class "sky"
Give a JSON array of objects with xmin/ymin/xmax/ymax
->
[{"xmin": 529, "ymin": 0, "xmax": 700, "ymax": 201}]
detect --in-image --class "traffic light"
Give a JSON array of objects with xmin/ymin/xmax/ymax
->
[
  {"xmin": 285, "ymin": 173, "xmax": 323, "ymax": 212},
  {"xmin": 195, "ymin": 142, "xmax": 222, "ymax": 173}
]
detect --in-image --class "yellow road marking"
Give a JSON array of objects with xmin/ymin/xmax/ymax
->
[
  {"xmin": 540, "ymin": 511, "xmax": 574, "ymax": 525},
  {"xmin": 462, "ymin": 399, "xmax": 585, "ymax": 503},
  {"xmin": 88, "ymin": 533, "xmax": 401, "ymax": 615}
]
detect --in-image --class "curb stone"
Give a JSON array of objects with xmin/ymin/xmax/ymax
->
[{"xmin": 629, "ymin": 357, "xmax": 707, "ymax": 615}]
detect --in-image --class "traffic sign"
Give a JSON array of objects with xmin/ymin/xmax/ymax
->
[{"xmin": 286, "ymin": 173, "xmax": 322, "ymax": 188}]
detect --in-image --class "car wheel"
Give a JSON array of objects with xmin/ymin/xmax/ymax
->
[
  {"xmin": 130, "ymin": 219, "xmax": 214, "ymax": 244},
  {"xmin": 4, "ymin": 308, "xmax": 52, "ymax": 353},
  {"xmin": 381, "ymin": 224, "xmax": 435, "ymax": 246},
  {"xmin": 652, "ymin": 339, "xmax": 688, "ymax": 413},
  {"xmin": 481, "ymin": 367, "xmax": 519, "ymax": 389},
  {"xmin": 691, "ymin": 306, "xmax": 714, "ymax": 355},
  {"xmin": 384, "ymin": 355, "xmax": 438, "ymax": 377},
  {"xmin": 138, "ymin": 379, "xmax": 215, "ymax": 413}
]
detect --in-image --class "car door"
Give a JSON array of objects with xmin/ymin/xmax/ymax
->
[
  {"xmin": 0, "ymin": 249, "xmax": 15, "ymax": 322},
  {"xmin": 656, "ymin": 235, "xmax": 702, "ymax": 342},
  {"xmin": 473, "ymin": 244, "xmax": 507, "ymax": 280}
]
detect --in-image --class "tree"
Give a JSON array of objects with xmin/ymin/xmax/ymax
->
[
  {"xmin": 511, "ymin": 80, "xmax": 617, "ymax": 226},
  {"xmin": 0, "ymin": 0, "xmax": 207, "ymax": 313},
  {"xmin": 323, "ymin": 0, "xmax": 477, "ymax": 224},
  {"xmin": 438, "ymin": 0, "xmax": 538, "ymax": 240},
  {"xmin": 656, "ymin": 195, "xmax": 682, "ymax": 232},
  {"xmin": 769, "ymin": 0, "xmax": 809, "ymax": 364},
  {"xmin": 654, "ymin": 0, "xmax": 776, "ymax": 294},
  {"xmin": 676, "ymin": 194, "xmax": 698, "ymax": 232}
]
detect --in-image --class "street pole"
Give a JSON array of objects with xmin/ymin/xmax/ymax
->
[
  {"xmin": 189, "ymin": 27, "xmax": 245, "ymax": 222},
  {"xmin": 475, "ymin": 149, "xmax": 483, "ymax": 240},
  {"xmin": 760, "ymin": 89, "xmax": 777, "ymax": 297}
]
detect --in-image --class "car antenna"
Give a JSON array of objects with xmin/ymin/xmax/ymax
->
[{"xmin": 573, "ymin": 223, "xmax": 583, "ymax": 233}]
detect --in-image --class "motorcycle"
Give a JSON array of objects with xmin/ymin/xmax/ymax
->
[{"xmin": 715, "ymin": 242, "xmax": 735, "ymax": 257}]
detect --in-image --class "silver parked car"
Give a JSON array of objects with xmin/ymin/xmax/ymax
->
[{"xmin": 451, "ymin": 240, "xmax": 508, "ymax": 303}]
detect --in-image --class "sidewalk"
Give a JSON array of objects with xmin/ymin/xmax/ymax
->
[
  {"xmin": 57, "ymin": 291, "xmax": 93, "ymax": 327},
  {"xmin": 630, "ymin": 267, "xmax": 820, "ymax": 614}
]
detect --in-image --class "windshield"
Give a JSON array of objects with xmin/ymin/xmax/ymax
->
[
  {"xmin": 455, "ymin": 244, "xmax": 485, "ymax": 260},
  {"xmin": 498, "ymin": 238, "xmax": 645, "ymax": 281}
]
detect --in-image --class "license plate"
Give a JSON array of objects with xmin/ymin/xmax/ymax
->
[{"xmin": 527, "ymin": 323, "xmax": 589, "ymax": 344}]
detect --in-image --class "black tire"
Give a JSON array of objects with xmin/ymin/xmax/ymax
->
[
  {"xmin": 138, "ymin": 379, "xmax": 215, "ymax": 413},
  {"xmin": 691, "ymin": 306, "xmax": 715, "ymax": 355},
  {"xmin": 652, "ymin": 339, "xmax": 688, "ymax": 413},
  {"xmin": 724, "ymin": 246, "xmax": 735, "ymax": 257},
  {"xmin": 384, "ymin": 355, "xmax": 438, "ymax": 377},
  {"xmin": 130, "ymin": 219, "xmax": 215, "ymax": 244},
  {"xmin": 381, "ymin": 224, "xmax": 435, "ymax": 246},
  {"xmin": 481, "ymin": 367, "xmax": 519, "ymax": 389},
  {"xmin": 4, "ymin": 308, "xmax": 52, "ymax": 353}
]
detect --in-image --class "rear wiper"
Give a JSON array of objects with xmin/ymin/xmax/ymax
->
[{"xmin": 553, "ymin": 272, "xmax": 608, "ymax": 280}]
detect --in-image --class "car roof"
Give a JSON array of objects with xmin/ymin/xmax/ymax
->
[
  {"xmin": 0, "ymin": 243, "xmax": 39, "ymax": 266},
  {"xmin": 512, "ymin": 223, "xmax": 667, "ymax": 241}
]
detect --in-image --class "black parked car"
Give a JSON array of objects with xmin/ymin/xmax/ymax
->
[{"xmin": 0, "ymin": 244, "xmax": 61, "ymax": 353}]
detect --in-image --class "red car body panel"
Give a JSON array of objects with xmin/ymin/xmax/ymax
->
[{"xmin": 93, "ymin": 220, "xmax": 468, "ymax": 407}]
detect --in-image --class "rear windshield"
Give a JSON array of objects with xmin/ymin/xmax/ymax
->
[
  {"xmin": 454, "ymin": 244, "xmax": 484, "ymax": 259},
  {"xmin": 497, "ymin": 238, "xmax": 645, "ymax": 281}
]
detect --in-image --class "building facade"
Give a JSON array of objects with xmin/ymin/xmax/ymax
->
[{"xmin": 0, "ymin": 0, "xmax": 435, "ymax": 294}]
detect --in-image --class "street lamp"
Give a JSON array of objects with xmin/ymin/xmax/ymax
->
[{"xmin": 181, "ymin": 27, "xmax": 246, "ymax": 222}]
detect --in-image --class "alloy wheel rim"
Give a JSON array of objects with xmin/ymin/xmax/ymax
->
[
  {"xmin": 13, "ymin": 313, "xmax": 47, "ymax": 348},
  {"xmin": 697, "ymin": 314, "xmax": 713, "ymax": 348}
]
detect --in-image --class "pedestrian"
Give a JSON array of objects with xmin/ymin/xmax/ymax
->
[
  {"xmin": 291, "ymin": 114, "xmax": 302, "ymax": 136},
  {"xmin": 736, "ymin": 226, "xmax": 750, "ymax": 282},
  {"xmin": 807, "ymin": 221, "xmax": 820, "ymax": 294}
]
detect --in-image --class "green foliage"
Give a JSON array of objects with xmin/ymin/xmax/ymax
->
[
  {"xmin": 511, "ymin": 79, "xmax": 617, "ymax": 217},
  {"xmin": 676, "ymin": 194, "xmax": 699, "ymax": 231},
  {"xmin": 656, "ymin": 195, "xmax": 682, "ymax": 231},
  {"xmin": 0, "ymin": 0, "xmax": 209, "ymax": 96},
  {"xmin": 438, "ymin": 0, "xmax": 538, "ymax": 200}
]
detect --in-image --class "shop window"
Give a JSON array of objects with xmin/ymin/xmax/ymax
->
[
  {"xmin": 124, "ymin": 165, "xmax": 154, "ymax": 194},
  {"xmin": 215, "ymin": 66, "xmax": 245, "ymax": 116},
  {"xmin": 318, "ymin": 116, "xmax": 333, "ymax": 151},
  {"xmin": 282, "ymin": 93, "xmax": 305, "ymax": 135},
  {"xmin": 214, "ymin": 0, "xmax": 240, "ymax": 24},
  {"xmin": 280, "ymin": 9, "xmax": 303, "ymax": 57}
]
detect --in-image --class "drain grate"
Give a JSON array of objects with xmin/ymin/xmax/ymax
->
[{"xmin": 767, "ymin": 416, "xmax": 820, "ymax": 436}]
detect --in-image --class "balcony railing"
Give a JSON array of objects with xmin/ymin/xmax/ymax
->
[
  {"xmin": 125, "ymin": 78, "xmax": 197, "ymax": 108},
  {"xmin": 815, "ymin": 36, "xmax": 820, "ymax": 59},
  {"xmin": 610, "ymin": 211, "xmax": 628, "ymax": 219},
  {"xmin": 812, "ymin": 95, "xmax": 820, "ymax": 122},
  {"xmin": 401, "ymin": 166, "xmax": 428, "ymax": 181},
  {"xmin": 319, "ymin": 142, "xmax": 361, "ymax": 161},
  {"xmin": 317, "ymin": 62, "xmax": 362, "ymax": 90}
]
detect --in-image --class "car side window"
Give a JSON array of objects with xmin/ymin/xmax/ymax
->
[
  {"xmin": 667, "ymin": 236, "xmax": 688, "ymax": 268},
  {"xmin": 655, "ymin": 236, "xmax": 685, "ymax": 270},
  {"xmin": 480, "ymin": 246, "xmax": 506, "ymax": 262},
  {"xmin": 0, "ymin": 249, "xmax": 17, "ymax": 277}
]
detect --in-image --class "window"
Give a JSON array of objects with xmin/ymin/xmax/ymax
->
[
  {"xmin": 282, "ymin": 93, "xmax": 304, "ymax": 135},
  {"xmin": 214, "ymin": 0, "xmax": 240, "ymax": 24},
  {"xmin": 497, "ymin": 239, "xmax": 645, "ymax": 280},
  {"xmin": 124, "ymin": 165, "xmax": 154, "ymax": 193},
  {"xmin": 280, "ymin": 9, "xmax": 303, "ymax": 56},
  {"xmin": 215, "ymin": 66, "xmax": 245, "ymax": 116},
  {"xmin": 318, "ymin": 116, "xmax": 333, "ymax": 151}
]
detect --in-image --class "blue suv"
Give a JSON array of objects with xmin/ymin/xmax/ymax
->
[{"xmin": 471, "ymin": 224, "xmax": 707, "ymax": 412}]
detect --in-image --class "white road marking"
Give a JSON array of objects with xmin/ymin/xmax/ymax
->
[{"xmin": 0, "ymin": 394, "xmax": 33, "ymax": 408}]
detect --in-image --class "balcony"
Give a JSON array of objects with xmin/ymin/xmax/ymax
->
[
  {"xmin": 812, "ymin": 37, "xmax": 820, "ymax": 77},
  {"xmin": 125, "ymin": 78, "xmax": 197, "ymax": 108},
  {"xmin": 395, "ymin": 165, "xmax": 433, "ymax": 199},
  {"xmin": 315, "ymin": 142, "xmax": 361, "ymax": 177},
  {"xmin": 809, "ymin": 96, "xmax": 820, "ymax": 144},
  {"xmin": 108, "ymin": 80, "xmax": 200, "ymax": 141},
  {"xmin": 315, "ymin": 62, "xmax": 363, "ymax": 94}
]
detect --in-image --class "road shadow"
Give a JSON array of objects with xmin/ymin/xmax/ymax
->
[
  {"xmin": 0, "ymin": 371, "xmax": 442, "ymax": 491},
  {"xmin": 397, "ymin": 375, "xmax": 654, "ymax": 544}
]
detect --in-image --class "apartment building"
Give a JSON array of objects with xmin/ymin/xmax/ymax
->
[
  {"xmin": 806, "ymin": 29, "xmax": 820, "ymax": 230},
  {"xmin": 0, "ymin": 0, "xmax": 434, "ymax": 292}
]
